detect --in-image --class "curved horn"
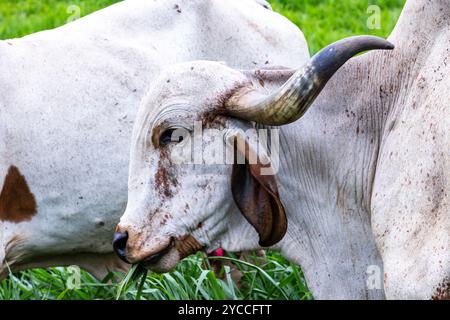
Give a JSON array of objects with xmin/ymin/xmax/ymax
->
[{"xmin": 226, "ymin": 36, "xmax": 394, "ymax": 125}]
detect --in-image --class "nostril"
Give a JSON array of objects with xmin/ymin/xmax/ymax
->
[{"xmin": 112, "ymin": 231, "xmax": 129, "ymax": 263}]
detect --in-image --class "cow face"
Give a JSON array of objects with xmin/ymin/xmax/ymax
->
[
  {"xmin": 114, "ymin": 61, "xmax": 286, "ymax": 272},
  {"xmin": 114, "ymin": 36, "xmax": 394, "ymax": 272}
]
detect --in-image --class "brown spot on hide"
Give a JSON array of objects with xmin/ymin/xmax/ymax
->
[{"xmin": 0, "ymin": 166, "xmax": 37, "ymax": 223}]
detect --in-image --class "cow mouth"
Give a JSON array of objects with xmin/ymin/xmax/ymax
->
[
  {"xmin": 141, "ymin": 238, "xmax": 175, "ymax": 267},
  {"xmin": 139, "ymin": 234, "xmax": 203, "ymax": 272}
]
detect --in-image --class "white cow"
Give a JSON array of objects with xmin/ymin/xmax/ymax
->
[
  {"xmin": 0, "ymin": 0, "xmax": 310, "ymax": 279},
  {"xmin": 116, "ymin": 0, "xmax": 449, "ymax": 299}
]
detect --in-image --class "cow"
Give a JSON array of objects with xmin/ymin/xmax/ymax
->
[
  {"xmin": 114, "ymin": 0, "xmax": 450, "ymax": 299},
  {"xmin": 0, "ymin": 0, "xmax": 310, "ymax": 279}
]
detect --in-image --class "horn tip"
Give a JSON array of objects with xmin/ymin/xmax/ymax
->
[{"xmin": 382, "ymin": 40, "xmax": 395, "ymax": 50}]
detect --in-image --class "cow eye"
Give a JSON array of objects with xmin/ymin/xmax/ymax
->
[{"xmin": 159, "ymin": 128, "xmax": 184, "ymax": 146}]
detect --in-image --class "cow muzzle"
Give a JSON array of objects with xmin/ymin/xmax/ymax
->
[{"xmin": 112, "ymin": 228, "xmax": 203, "ymax": 272}]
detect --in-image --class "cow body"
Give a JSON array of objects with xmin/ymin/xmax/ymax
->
[
  {"xmin": 237, "ymin": 0, "xmax": 450, "ymax": 299},
  {"xmin": 117, "ymin": 0, "xmax": 449, "ymax": 300},
  {"xmin": 0, "ymin": 0, "xmax": 309, "ymax": 278}
]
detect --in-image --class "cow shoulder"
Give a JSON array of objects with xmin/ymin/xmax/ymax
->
[{"xmin": 371, "ymin": 32, "xmax": 450, "ymax": 299}]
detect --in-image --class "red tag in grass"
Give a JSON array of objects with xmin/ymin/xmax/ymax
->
[{"xmin": 209, "ymin": 248, "xmax": 225, "ymax": 257}]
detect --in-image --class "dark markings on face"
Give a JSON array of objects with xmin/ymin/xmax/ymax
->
[
  {"xmin": 0, "ymin": 166, "xmax": 37, "ymax": 223},
  {"xmin": 432, "ymin": 279, "xmax": 450, "ymax": 300},
  {"xmin": 197, "ymin": 111, "xmax": 228, "ymax": 130},
  {"xmin": 151, "ymin": 123, "xmax": 163, "ymax": 148},
  {"xmin": 154, "ymin": 149, "xmax": 179, "ymax": 199},
  {"xmin": 215, "ymin": 80, "xmax": 253, "ymax": 111}
]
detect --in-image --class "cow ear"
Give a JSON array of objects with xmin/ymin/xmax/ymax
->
[{"xmin": 230, "ymin": 136, "xmax": 287, "ymax": 247}]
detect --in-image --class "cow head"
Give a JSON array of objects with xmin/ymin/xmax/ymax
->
[{"xmin": 114, "ymin": 36, "xmax": 394, "ymax": 272}]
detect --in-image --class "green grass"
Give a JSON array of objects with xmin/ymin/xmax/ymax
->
[
  {"xmin": 271, "ymin": 0, "xmax": 405, "ymax": 53},
  {"xmin": 0, "ymin": 0, "xmax": 405, "ymax": 53},
  {"xmin": 0, "ymin": 0, "xmax": 121, "ymax": 40},
  {"xmin": 0, "ymin": 0, "xmax": 405, "ymax": 300},
  {"xmin": 1, "ymin": 252, "xmax": 311, "ymax": 300}
]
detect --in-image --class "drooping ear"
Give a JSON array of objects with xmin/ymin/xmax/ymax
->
[{"xmin": 230, "ymin": 134, "xmax": 287, "ymax": 247}]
